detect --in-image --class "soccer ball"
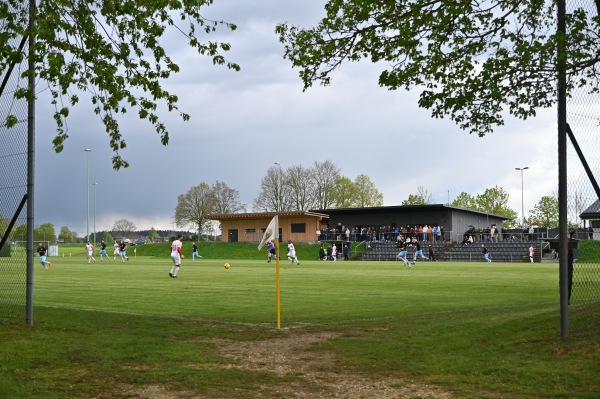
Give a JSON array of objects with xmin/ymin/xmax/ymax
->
[{"xmin": 224, "ymin": 263, "xmax": 230, "ymax": 269}]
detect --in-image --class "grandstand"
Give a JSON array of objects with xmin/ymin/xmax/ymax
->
[{"xmin": 361, "ymin": 240, "xmax": 545, "ymax": 263}]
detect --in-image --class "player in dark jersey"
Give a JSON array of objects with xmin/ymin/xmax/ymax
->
[
  {"xmin": 482, "ymin": 244, "xmax": 491, "ymax": 263},
  {"xmin": 119, "ymin": 240, "xmax": 129, "ymax": 262},
  {"xmin": 36, "ymin": 242, "xmax": 51, "ymax": 270},
  {"xmin": 192, "ymin": 242, "xmax": 202, "ymax": 260},
  {"xmin": 411, "ymin": 238, "xmax": 429, "ymax": 264},
  {"xmin": 99, "ymin": 240, "xmax": 108, "ymax": 261}
]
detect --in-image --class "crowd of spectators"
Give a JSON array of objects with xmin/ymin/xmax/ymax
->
[{"xmin": 316, "ymin": 224, "xmax": 446, "ymax": 243}]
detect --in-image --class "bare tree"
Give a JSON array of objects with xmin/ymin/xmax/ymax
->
[
  {"xmin": 253, "ymin": 166, "xmax": 288, "ymax": 212},
  {"xmin": 569, "ymin": 190, "xmax": 589, "ymax": 227},
  {"xmin": 416, "ymin": 186, "xmax": 434, "ymax": 205},
  {"xmin": 211, "ymin": 181, "xmax": 246, "ymax": 214},
  {"xmin": 311, "ymin": 160, "xmax": 340, "ymax": 209},
  {"xmin": 174, "ymin": 183, "xmax": 216, "ymax": 233},
  {"xmin": 286, "ymin": 164, "xmax": 317, "ymax": 211},
  {"xmin": 112, "ymin": 219, "xmax": 136, "ymax": 238}
]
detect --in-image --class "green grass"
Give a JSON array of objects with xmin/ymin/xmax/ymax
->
[
  {"xmin": 1, "ymin": 255, "xmax": 599, "ymax": 398},
  {"xmin": 55, "ymin": 241, "xmax": 339, "ymax": 260}
]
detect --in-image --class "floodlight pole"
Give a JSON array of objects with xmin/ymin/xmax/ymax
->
[
  {"xmin": 274, "ymin": 162, "xmax": 281, "ymax": 212},
  {"xmin": 85, "ymin": 148, "xmax": 91, "ymax": 242},
  {"xmin": 93, "ymin": 182, "xmax": 98, "ymax": 246},
  {"xmin": 515, "ymin": 167, "xmax": 529, "ymax": 226}
]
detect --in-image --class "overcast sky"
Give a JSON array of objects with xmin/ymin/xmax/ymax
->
[{"xmin": 33, "ymin": 0, "xmax": 566, "ymax": 237}]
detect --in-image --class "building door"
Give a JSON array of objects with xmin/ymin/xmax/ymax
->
[{"xmin": 228, "ymin": 229, "xmax": 238, "ymax": 242}]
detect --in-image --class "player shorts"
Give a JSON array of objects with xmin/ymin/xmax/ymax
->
[
  {"xmin": 39, "ymin": 255, "xmax": 47, "ymax": 263},
  {"xmin": 398, "ymin": 251, "xmax": 407, "ymax": 257},
  {"xmin": 100, "ymin": 249, "xmax": 107, "ymax": 255},
  {"xmin": 114, "ymin": 249, "xmax": 119, "ymax": 255},
  {"xmin": 171, "ymin": 253, "xmax": 181, "ymax": 265},
  {"xmin": 287, "ymin": 251, "xmax": 296, "ymax": 258}
]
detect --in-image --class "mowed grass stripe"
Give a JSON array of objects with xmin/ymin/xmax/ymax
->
[{"xmin": 33, "ymin": 257, "xmax": 559, "ymax": 325}]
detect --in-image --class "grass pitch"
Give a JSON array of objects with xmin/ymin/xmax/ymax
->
[{"xmin": 1, "ymin": 254, "xmax": 599, "ymax": 398}]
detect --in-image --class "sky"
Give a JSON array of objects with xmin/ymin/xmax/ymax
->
[{"xmin": 32, "ymin": 0, "xmax": 565, "ymax": 237}]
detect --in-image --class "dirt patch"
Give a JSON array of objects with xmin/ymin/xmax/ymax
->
[
  {"xmin": 121, "ymin": 330, "xmax": 452, "ymax": 398},
  {"xmin": 211, "ymin": 330, "xmax": 452, "ymax": 399}
]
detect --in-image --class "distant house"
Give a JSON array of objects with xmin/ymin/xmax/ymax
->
[
  {"xmin": 205, "ymin": 211, "xmax": 329, "ymax": 243},
  {"xmin": 207, "ymin": 205, "xmax": 511, "ymax": 244}
]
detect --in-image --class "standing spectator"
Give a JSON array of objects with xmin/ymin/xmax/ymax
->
[
  {"xmin": 428, "ymin": 225, "xmax": 433, "ymax": 242},
  {"xmin": 529, "ymin": 245, "xmax": 535, "ymax": 263},
  {"xmin": 326, "ymin": 245, "xmax": 333, "ymax": 261},
  {"xmin": 428, "ymin": 245, "xmax": 436, "ymax": 261},
  {"xmin": 99, "ymin": 240, "xmax": 108, "ymax": 261},
  {"xmin": 439, "ymin": 226, "xmax": 445, "ymax": 241},
  {"xmin": 85, "ymin": 241, "xmax": 96, "ymax": 264},
  {"xmin": 119, "ymin": 240, "xmax": 129, "ymax": 262},
  {"xmin": 192, "ymin": 242, "xmax": 202, "ymax": 261},
  {"xmin": 345, "ymin": 228, "xmax": 350, "ymax": 242},
  {"xmin": 529, "ymin": 225, "xmax": 535, "ymax": 241},
  {"xmin": 482, "ymin": 244, "xmax": 491, "ymax": 263},
  {"xmin": 287, "ymin": 240, "xmax": 300, "ymax": 265},
  {"xmin": 343, "ymin": 245, "xmax": 349, "ymax": 260},
  {"xmin": 37, "ymin": 242, "xmax": 51, "ymax": 270},
  {"xmin": 319, "ymin": 245, "xmax": 326, "ymax": 261},
  {"xmin": 316, "ymin": 229, "xmax": 321, "ymax": 241},
  {"xmin": 332, "ymin": 243, "xmax": 338, "ymax": 261},
  {"xmin": 169, "ymin": 234, "xmax": 184, "ymax": 278}
]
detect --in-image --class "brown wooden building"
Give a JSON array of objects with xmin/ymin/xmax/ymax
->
[{"xmin": 206, "ymin": 211, "xmax": 329, "ymax": 243}]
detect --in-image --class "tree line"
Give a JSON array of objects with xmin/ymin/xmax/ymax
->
[
  {"xmin": 174, "ymin": 160, "xmax": 384, "ymax": 233},
  {"xmin": 0, "ymin": 171, "xmax": 584, "ymax": 243}
]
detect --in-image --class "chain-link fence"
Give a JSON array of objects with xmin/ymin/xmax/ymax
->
[
  {"xmin": 565, "ymin": 0, "xmax": 600, "ymax": 335},
  {"xmin": 0, "ymin": 27, "xmax": 29, "ymax": 321}
]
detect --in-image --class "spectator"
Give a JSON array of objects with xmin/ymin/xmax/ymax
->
[{"xmin": 428, "ymin": 245, "xmax": 435, "ymax": 261}]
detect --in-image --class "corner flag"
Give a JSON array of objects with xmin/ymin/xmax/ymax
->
[{"xmin": 258, "ymin": 215, "xmax": 278, "ymax": 250}]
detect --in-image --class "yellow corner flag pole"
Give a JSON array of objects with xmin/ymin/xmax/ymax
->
[
  {"xmin": 275, "ymin": 237, "xmax": 281, "ymax": 330},
  {"xmin": 257, "ymin": 215, "xmax": 280, "ymax": 330}
]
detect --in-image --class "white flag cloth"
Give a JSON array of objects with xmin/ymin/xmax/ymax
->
[{"xmin": 258, "ymin": 215, "xmax": 278, "ymax": 250}]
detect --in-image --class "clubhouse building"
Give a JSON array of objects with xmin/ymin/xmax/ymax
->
[{"xmin": 206, "ymin": 204, "xmax": 510, "ymax": 244}]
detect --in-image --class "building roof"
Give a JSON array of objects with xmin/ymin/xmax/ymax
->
[
  {"xmin": 205, "ymin": 211, "xmax": 329, "ymax": 221},
  {"xmin": 580, "ymin": 199, "xmax": 600, "ymax": 219},
  {"xmin": 310, "ymin": 204, "xmax": 513, "ymax": 220}
]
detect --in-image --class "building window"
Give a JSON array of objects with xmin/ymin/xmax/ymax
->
[
  {"xmin": 291, "ymin": 223, "xmax": 306, "ymax": 233},
  {"xmin": 245, "ymin": 228, "xmax": 256, "ymax": 234}
]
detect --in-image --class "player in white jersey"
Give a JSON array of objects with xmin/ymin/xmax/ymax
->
[
  {"xmin": 287, "ymin": 240, "xmax": 300, "ymax": 265},
  {"xmin": 113, "ymin": 241, "xmax": 120, "ymax": 261},
  {"xmin": 169, "ymin": 234, "xmax": 185, "ymax": 278},
  {"xmin": 85, "ymin": 241, "xmax": 96, "ymax": 264}
]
